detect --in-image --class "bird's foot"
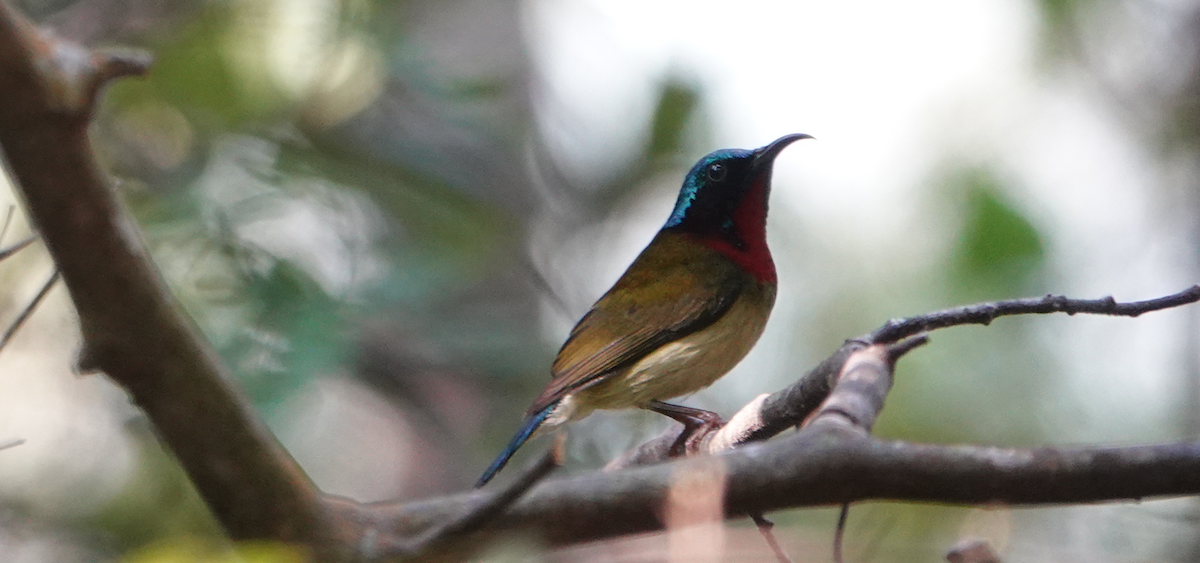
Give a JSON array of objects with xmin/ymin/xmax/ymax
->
[{"xmin": 647, "ymin": 401, "xmax": 726, "ymax": 457}]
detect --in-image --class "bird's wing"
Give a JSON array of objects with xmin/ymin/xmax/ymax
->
[{"xmin": 527, "ymin": 232, "xmax": 747, "ymax": 415}]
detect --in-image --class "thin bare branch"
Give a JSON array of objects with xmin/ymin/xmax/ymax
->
[
  {"xmin": 0, "ymin": 438, "xmax": 24, "ymax": 451},
  {"xmin": 0, "ymin": 205, "xmax": 14, "ymax": 243},
  {"xmin": 0, "ymin": 268, "xmax": 59, "ymax": 355},
  {"xmin": 752, "ymin": 514, "xmax": 794, "ymax": 563},
  {"xmin": 833, "ymin": 503, "xmax": 849, "ymax": 563},
  {"xmin": 870, "ymin": 285, "xmax": 1200, "ymax": 344},
  {"xmin": 0, "ymin": 235, "xmax": 34, "ymax": 262},
  {"xmin": 84, "ymin": 48, "xmax": 151, "ymax": 110}
]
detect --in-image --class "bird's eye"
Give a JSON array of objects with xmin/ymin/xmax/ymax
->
[{"xmin": 706, "ymin": 163, "xmax": 727, "ymax": 182}]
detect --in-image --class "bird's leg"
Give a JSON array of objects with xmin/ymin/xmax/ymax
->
[{"xmin": 646, "ymin": 400, "xmax": 726, "ymax": 457}]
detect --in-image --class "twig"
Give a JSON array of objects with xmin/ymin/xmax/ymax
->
[
  {"xmin": 0, "ymin": 268, "xmax": 59, "ymax": 355},
  {"xmin": 0, "ymin": 236, "xmax": 35, "ymax": 262},
  {"xmin": 751, "ymin": 513, "xmax": 794, "ymax": 563},
  {"xmin": 382, "ymin": 434, "xmax": 565, "ymax": 560},
  {"xmin": 0, "ymin": 438, "xmax": 25, "ymax": 451},
  {"xmin": 833, "ymin": 503, "xmax": 849, "ymax": 563},
  {"xmin": 83, "ymin": 48, "xmax": 152, "ymax": 112},
  {"xmin": 0, "ymin": 205, "xmax": 14, "ymax": 244},
  {"xmin": 869, "ymin": 286, "xmax": 1200, "ymax": 344}
]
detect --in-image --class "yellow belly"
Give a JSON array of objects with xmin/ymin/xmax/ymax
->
[{"xmin": 566, "ymin": 281, "xmax": 775, "ymax": 418}]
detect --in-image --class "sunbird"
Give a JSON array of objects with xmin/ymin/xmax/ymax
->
[{"xmin": 477, "ymin": 134, "xmax": 811, "ymax": 487}]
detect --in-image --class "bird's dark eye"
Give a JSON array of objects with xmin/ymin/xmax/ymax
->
[{"xmin": 706, "ymin": 163, "xmax": 727, "ymax": 182}]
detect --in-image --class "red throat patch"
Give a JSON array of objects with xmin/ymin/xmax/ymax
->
[{"xmin": 695, "ymin": 178, "xmax": 776, "ymax": 284}]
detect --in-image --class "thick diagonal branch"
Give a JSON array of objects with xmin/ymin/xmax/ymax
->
[{"xmin": 0, "ymin": 3, "xmax": 343, "ymax": 555}]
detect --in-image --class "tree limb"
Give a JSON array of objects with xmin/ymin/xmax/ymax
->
[{"xmin": 0, "ymin": 2, "xmax": 345, "ymax": 557}]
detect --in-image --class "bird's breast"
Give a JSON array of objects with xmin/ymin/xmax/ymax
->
[{"xmin": 575, "ymin": 279, "xmax": 776, "ymax": 411}]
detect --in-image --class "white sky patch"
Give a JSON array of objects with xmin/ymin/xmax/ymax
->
[{"xmin": 529, "ymin": 0, "xmax": 1036, "ymax": 244}]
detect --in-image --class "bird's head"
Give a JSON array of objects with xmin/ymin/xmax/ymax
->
[{"xmin": 663, "ymin": 134, "xmax": 811, "ymax": 252}]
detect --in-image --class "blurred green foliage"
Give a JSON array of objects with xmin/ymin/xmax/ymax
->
[
  {"xmin": 105, "ymin": 6, "xmax": 285, "ymax": 129},
  {"xmin": 950, "ymin": 169, "xmax": 1045, "ymax": 300},
  {"xmin": 91, "ymin": 429, "xmax": 224, "ymax": 550},
  {"xmin": 645, "ymin": 82, "xmax": 699, "ymax": 163},
  {"xmin": 98, "ymin": 1, "xmax": 531, "ymax": 409},
  {"xmin": 873, "ymin": 167, "xmax": 1050, "ymax": 448},
  {"xmin": 122, "ymin": 538, "xmax": 306, "ymax": 563}
]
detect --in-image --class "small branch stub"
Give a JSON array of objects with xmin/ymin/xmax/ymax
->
[
  {"xmin": 41, "ymin": 32, "xmax": 151, "ymax": 116},
  {"xmin": 85, "ymin": 48, "xmax": 152, "ymax": 110}
]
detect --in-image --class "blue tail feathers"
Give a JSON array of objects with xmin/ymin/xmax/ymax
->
[{"xmin": 475, "ymin": 402, "xmax": 557, "ymax": 488}]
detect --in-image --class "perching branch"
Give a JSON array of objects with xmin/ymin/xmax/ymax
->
[{"xmin": 606, "ymin": 337, "xmax": 920, "ymax": 469}]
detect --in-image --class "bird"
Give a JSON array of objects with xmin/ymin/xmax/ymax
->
[{"xmin": 477, "ymin": 134, "xmax": 811, "ymax": 487}]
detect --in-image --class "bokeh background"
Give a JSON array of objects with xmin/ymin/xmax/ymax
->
[{"xmin": 1, "ymin": 0, "xmax": 1199, "ymax": 561}]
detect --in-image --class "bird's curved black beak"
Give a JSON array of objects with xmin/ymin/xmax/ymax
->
[{"xmin": 752, "ymin": 133, "xmax": 813, "ymax": 170}]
